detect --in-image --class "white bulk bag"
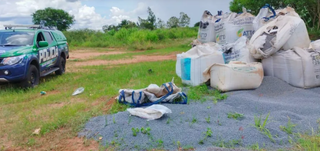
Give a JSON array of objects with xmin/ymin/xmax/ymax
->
[
  {"xmin": 253, "ymin": 4, "xmax": 276, "ymax": 31},
  {"xmin": 249, "ymin": 15, "xmax": 310, "ymax": 59},
  {"xmin": 197, "ymin": 10, "xmax": 217, "ymax": 43},
  {"xmin": 310, "ymin": 40, "xmax": 320, "ymax": 51},
  {"xmin": 253, "ymin": 6, "xmax": 300, "ymax": 31},
  {"xmin": 262, "ymin": 47, "xmax": 320, "ymax": 88},
  {"xmin": 221, "ymin": 36, "xmax": 256, "ymax": 63},
  {"xmin": 176, "ymin": 42, "xmax": 224, "ymax": 86},
  {"xmin": 203, "ymin": 61, "xmax": 264, "ymax": 91},
  {"xmin": 215, "ymin": 8, "xmax": 255, "ymax": 45}
]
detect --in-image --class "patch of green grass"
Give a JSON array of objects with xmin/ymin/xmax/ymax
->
[
  {"xmin": 188, "ymin": 84, "xmax": 228, "ymax": 103},
  {"xmin": 253, "ymin": 113, "xmax": 275, "ymax": 143},
  {"xmin": 205, "ymin": 128, "xmax": 213, "ymax": 137},
  {"xmin": 140, "ymin": 127, "xmax": 151, "ymax": 135},
  {"xmin": 279, "ymin": 117, "xmax": 296, "ymax": 135},
  {"xmin": 212, "ymin": 139, "xmax": 243, "ymax": 148},
  {"xmin": 227, "ymin": 112, "xmax": 244, "ymax": 120},
  {"xmin": 199, "ymin": 128, "xmax": 213, "ymax": 145},
  {"xmin": 166, "ymin": 118, "xmax": 171, "ymax": 124},
  {"xmin": 296, "ymin": 134, "xmax": 320, "ymax": 151},
  {"xmin": 205, "ymin": 116, "xmax": 211, "ymax": 123},
  {"xmin": 131, "ymin": 127, "xmax": 139, "ymax": 137},
  {"xmin": 249, "ymin": 143, "xmax": 262, "ymax": 151},
  {"xmin": 192, "ymin": 116, "xmax": 197, "ymax": 124},
  {"xmin": 156, "ymin": 139, "xmax": 164, "ymax": 148}
]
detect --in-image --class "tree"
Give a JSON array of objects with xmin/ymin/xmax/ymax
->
[
  {"xmin": 178, "ymin": 12, "xmax": 190, "ymax": 27},
  {"xmin": 229, "ymin": 0, "xmax": 320, "ymax": 29},
  {"xmin": 138, "ymin": 7, "xmax": 157, "ymax": 30},
  {"xmin": 118, "ymin": 19, "xmax": 137, "ymax": 29},
  {"xmin": 102, "ymin": 25, "xmax": 118, "ymax": 32},
  {"xmin": 156, "ymin": 18, "xmax": 166, "ymax": 28},
  {"xmin": 194, "ymin": 22, "xmax": 200, "ymax": 27},
  {"xmin": 32, "ymin": 7, "xmax": 75, "ymax": 31},
  {"xmin": 167, "ymin": 16, "xmax": 179, "ymax": 28}
]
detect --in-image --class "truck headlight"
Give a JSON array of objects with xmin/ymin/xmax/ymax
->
[{"xmin": 1, "ymin": 55, "xmax": 25, "ymax": 65}]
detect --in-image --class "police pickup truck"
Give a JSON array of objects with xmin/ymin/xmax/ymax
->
[{"xmin": 0, "ymin": 25, "xmax": 69, "ymax": 88}]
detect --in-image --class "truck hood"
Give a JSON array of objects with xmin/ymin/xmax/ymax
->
[{"xmin": 0, "ymin": 46, "xmax": 34, "ymax": 58}]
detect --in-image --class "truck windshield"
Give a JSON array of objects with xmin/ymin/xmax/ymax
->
[{"xmin": 0, "ymin": 32, "xmax": 34, "ymax": 46}]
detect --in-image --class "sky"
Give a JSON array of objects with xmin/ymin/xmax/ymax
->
[{"xmin": 0, "ymin": 0, "xmax": 232, "ymax": 31}]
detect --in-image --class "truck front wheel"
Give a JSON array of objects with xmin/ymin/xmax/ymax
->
[{"xmin": 20, "ymin": 65, "xmax": 40, "ymax": 88}]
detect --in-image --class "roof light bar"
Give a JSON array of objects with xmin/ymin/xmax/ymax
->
[{"xmin": 3, "ymin": 25, "xmax": 57, "ymax": 30}]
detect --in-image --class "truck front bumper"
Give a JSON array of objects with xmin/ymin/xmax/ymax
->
[{"xmin": 0, "ymin": 63, "xmax": 27, "ymax": 83}]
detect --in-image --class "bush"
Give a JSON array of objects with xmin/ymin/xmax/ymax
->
[{"xmin": 64, "ymin": 27, "xmax": 197, "ymax": 48}]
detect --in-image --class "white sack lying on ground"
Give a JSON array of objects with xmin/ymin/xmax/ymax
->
[
  {"xmin": 215, "ymin": 8, "xmax": 255, "ymax": 45},
  {"xmin": 197, "ymin": 10, "xmax": 217, "ymax": 43},
  {"xmin": 203, "ymin": 61, "xmax": 264, "ymax": 92},
  {"xmin": 262, "ymin": 47, "xmax": 320, "ymax": 88},
  {"xmin": 249, "ymin": 14, "xmax": 310, "ymax": 59},
  {"xmin": 127, "ymin": 105, "xmax": 172, "ymax": 120},
  {"xmin": 176, "ymin": 42, "xmax": 224, "ymax": 86}
]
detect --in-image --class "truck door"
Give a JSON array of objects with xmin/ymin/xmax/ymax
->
[{"xmin": 37, "ymin": 31, "xmax": 59, "ymax": 72}]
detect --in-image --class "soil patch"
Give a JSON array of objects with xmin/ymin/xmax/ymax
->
[
  {"xmin": 69, "ymin": 51, "xmax": 126, "ymax": 60},
  {"xmin": 73, "ymin": 54, "xmax": 176, "ymax": 67}
]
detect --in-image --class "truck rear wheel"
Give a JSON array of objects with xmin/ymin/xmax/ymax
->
[
  {"xmin": 55, "ymin": 57, "xmax": 66, "ymax": 75},
  {"xmin": 20, "ymin": 65, "xmax": 39, "ymax": 88}
]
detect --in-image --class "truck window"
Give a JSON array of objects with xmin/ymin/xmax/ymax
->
[
  {"xmin": 36, "ymin": 32, "xmax": 45, "ymax": 46},
  {"xmin": 44, "ymin": 31, "xmax": 54, "ymax": 45}
]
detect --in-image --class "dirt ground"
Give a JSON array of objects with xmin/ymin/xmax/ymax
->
[
  {"xmin": 69, "ymin": 51, "xmax": 126, "ymax": 60},
  {"xmin": 73, "ymin": 54, "xmax": 176, "ymax": 66},
  {"xmin": 67, "ymin": 50, "xmax": 178, "ymax": 73}
]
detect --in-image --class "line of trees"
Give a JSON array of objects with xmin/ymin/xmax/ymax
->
[
  {"xmin": 102, "ymin": 7, "xmax": 191, "ymax": 33},
  {"xmin": 229, "ymin": 0, "xmax": 320, "ymax": 30},
  {"xmin": 31, "ymin": 7, "xmax": 191, "ymax": 31}
]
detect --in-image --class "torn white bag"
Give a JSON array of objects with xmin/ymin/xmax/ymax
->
[
  {"xmin": 250, "ymin": 12, "xmax": 310, "ymax": 59},
  {"xmin": 127, "ymin": 105, "xmax": 172, "ymax": 120},
  {"xmin": 203, "ymin": 61, "xmax": 264, "ymax": 92}
]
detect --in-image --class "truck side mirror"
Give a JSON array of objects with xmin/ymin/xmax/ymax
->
[{"xmin": 39, "ymin": 41, "xmax": 48, "ymax": 47}]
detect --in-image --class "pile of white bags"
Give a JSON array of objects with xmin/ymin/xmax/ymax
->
[
  {"xmin": 176, "ymin": 37, "xmax": 255, "ymax": 86},
  {"xmin": 176, "ymin": 5, "xmax": 320, "ymax": 91},
  {"xmin": 252, "ymin": 6, "xmax": 320, "ymax": 88},
  {"xmin": 203, "ymin": 61, "xmax": 264, "ymax": 91},
  {"xmin": 215, "ymin": 8, "xmax": 255, "ymax": 45}
]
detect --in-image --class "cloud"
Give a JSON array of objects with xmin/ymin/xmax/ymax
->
[{"xmin": 0, "ymin": 0, "xmax": 149, "ymax": 30}]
